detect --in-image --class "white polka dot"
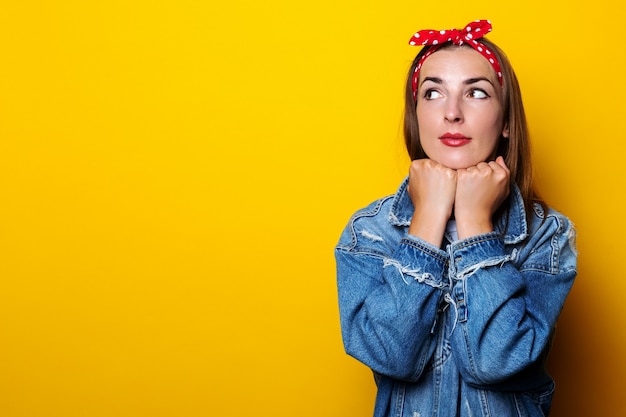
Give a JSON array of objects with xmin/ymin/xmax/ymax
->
[
  {"xmin": 477, "ymin": 46, "xmax": 483, "ymax": 52},
  {"xmin": 440, "ymin": 30, "xmax": 446, "ymax": 35},
  {"xmin": 410, "ymin": 41, "xmax": 416, "ymax": 45},
  {"xmin": 433, "ymin": 40, "xmax": 438, "ymax": 45}
]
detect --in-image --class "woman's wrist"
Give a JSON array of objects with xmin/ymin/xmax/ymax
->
[
  {"xmin": 408, "ymin": 209, "xmax": 449, "ymax": 247},
  {"xmin": 455, "ymin": 216, "xmax": 494, "ymax": 240}
]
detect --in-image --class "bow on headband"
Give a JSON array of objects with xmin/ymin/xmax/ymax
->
[{"xmin": 409, "ymin": 20, "xmax": 503, "ymax": 101}]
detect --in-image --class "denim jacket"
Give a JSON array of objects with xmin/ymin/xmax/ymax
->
[{"xmin": 335, "ymin": 178, "xmax": 577, "ymax": 417}]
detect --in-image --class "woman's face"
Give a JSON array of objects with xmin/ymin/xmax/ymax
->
[{"xmin": 416, "ymin": 46, "xmax": 508, "ymax": 170}]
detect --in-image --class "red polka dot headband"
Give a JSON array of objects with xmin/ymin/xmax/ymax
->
[{"xmin": 408, "ymin": 20, "xmax": 503, "ymax": 101}]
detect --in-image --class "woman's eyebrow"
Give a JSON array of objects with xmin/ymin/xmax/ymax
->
[
  {"xmin": 420, "ymin": 76, "xmax": 442, "ymax": 86},
  {"xmin": 464, "ymin": 77, "xmax": 495, "ymax": 87}
]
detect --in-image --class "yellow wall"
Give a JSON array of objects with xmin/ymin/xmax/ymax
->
[{"xmin": 0, "ymin": 1, "xmax": 623, "ymax": 416}]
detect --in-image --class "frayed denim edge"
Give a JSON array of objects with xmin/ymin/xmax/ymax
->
[
  {"xmin": 455, "ymin": 249, "xmax": 518, "ymax": 280},
  {"xmin": 382, "ymin": 258, "xmax": 446, "ymax": 289}
]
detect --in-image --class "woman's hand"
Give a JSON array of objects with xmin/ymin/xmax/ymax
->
[
  {"xmin": 454, "ymin": 156, "xmax": 510, "ymax": 240},
  {"xmin": 407, "ymin": 159, "xmax": 457, "ymax": 247}
]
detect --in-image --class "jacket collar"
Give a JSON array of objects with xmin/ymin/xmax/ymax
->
[{"xmin": 388, "ymin": 177, "xmax": 528, "ymax": 245}]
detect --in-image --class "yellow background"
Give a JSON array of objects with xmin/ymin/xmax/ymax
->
[{"xmin": 0, "ymin": 1, "xmax": 623, "ymax": 416}]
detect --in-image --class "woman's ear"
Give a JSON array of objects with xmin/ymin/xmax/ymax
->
[{"xmin": 502, "ymin": 124, "xmax": 510, "ymax": 138}]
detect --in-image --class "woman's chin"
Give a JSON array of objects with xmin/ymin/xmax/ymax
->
[{"xmin": 434, "ymin": 158, "xmax": 482, "ymax": 170}]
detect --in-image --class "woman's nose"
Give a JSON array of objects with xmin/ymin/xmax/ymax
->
[{"xmin": 444, "ymin": 98, "xmax": 463, "ymax": 123}]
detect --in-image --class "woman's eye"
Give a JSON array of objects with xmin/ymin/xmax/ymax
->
[
  {"xmin": 469, "ymin": 89, "xmax": 489, "ymax": 99},
  {"xmin": 423, "ymin": 89, "xmax": 443, "ymax": 100}
]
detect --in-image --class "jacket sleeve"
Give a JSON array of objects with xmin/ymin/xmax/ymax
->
[
  {"xmin": 448, "ymin": 213, "xmax": 577, "ymax": 386},
  {"xmin": 335, "ymin": 234, "xmax": 449, "ymax": 382}
]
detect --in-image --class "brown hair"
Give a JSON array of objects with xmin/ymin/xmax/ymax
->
[{"xmin": 403, "ymin": 39, "xmax": 544, "ymax": 213}]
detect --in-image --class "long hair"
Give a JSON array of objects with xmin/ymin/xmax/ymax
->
[{"xmin": 403, "ymin": 39, "xmax": 544, "ymax": 213}]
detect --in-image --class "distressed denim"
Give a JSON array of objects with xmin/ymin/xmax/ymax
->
[{"xmin": 335, "ymin": 178, "xmax": 577, "ymax": 417}]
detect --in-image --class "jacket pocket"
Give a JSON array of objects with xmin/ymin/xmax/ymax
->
[{"xmin": 514, "ymin": 380, "xmax": 555, "ymax": 417}]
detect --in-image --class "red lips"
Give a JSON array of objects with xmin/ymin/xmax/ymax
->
[{"xmin": 439, "ymin": 132, "xmax": 471, "ymax": 147}]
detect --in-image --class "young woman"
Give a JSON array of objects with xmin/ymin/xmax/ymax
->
[{"xmin": 335, "ymin": 20, "xmax": 577, "ymax": 417}]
